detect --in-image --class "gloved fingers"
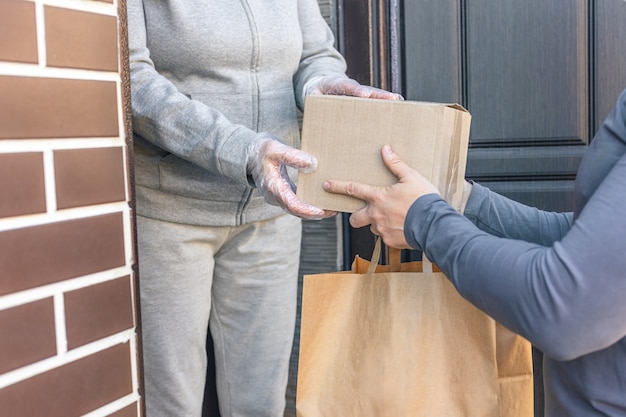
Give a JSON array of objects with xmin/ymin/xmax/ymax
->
[
  {"xmin": 264, "ymin": 173, "xmax": 337, "ymax": 219},
  {"xmin": 281, "ymin": 165, "xmax": 297, "ymax": 194},
  {"xmin": 248, "ymin": 138, "xmax": 336, "ymax": 219},
  {"xmin": 263, "ymin": 140, "xmax": 319, "ymax": 174},
  {"xmin": 358, "ymin": 86, "xmax": 404, "ymax": 100},
  {"xmin": 278, "ymin": 146, "xmax": 319, "ymax": 174},
  {"xmin": 281, "ymin": 193, "xmax": 338, "ymax": 220},
  {"xmin": 306, "ymin": 76, "xmax": 403, "ymax": 100},
  {"xmin": 334, "ymin": 81, "xmax": 403, "ymax": 100},
  {"xmin": 321, "ymin": 77, "xmax": 360, "ymax": 95}
]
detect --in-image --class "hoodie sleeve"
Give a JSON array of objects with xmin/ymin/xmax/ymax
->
[
  {"xmin": 127, "ymin": 0, "xmax": 260, "ymax": 187},
  {"xmin": 293, "ymin": 0, "xmax": 349, "ymax": 110}
]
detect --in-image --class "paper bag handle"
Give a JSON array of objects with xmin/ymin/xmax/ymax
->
[
  {"xmin": 367, "ymin": 237, "xmax": 383, "ymax": 274},
  {"xmin": 368, "ymin": 237, "xmax": 434, "ymax": 274},
  {"xmin": 387, "ymin": 247, "xmax": 402, "ymax": 272},
  {"xmin": 422, "ymin": 255, "xmax": 433, "ymax": 273},
  {"xmin": 367, "ymin": 237, "xmax": 402, "ymax": 274}
]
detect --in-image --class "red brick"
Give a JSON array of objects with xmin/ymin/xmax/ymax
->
[
  {"xmin": 0, "ymin": 152, "xmax": 46, "ymax": 218},
  {"xmin": 65, "ymin": 276, "xmax": 134, "ymax": 349},
  {"xmin": 0, "ymin": 213, "xmax": 126, "ymax": 296},
  {"xmin": 0, "ymin": 343, "xmax": 133, "ymax": 417},
  {"xmin": 0, "ymin": 76, "xmax": 119, "ymax": 139},
  {"xmin": 0, "ymin": 0, "xmax": 38, "ymax": 64},
  {"xmin": 0, "ymin": 298, "xmax": 56, "ymax": 374},
  {"xmin": 45, "ymin": 6, "xmax": 118, "ymax": 71},
  {"xmin": 55, "ymin": 147, "xmax": 126, "ymax": 209},
  {"xmin": 110, "ymin": 402, "xmax": 140, "ymax": 417}
]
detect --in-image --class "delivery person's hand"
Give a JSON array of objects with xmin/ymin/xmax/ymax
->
[
  {"xmin": 304, "ymin": 75, "xmax": 403, "ymax": 100},
  {"xmin": 248, "ymin": 136, "xmax": 337, "ymax": 220},
  {"xmin": 323, "ymin": 144, "xmax": 438, "ymax": 248}
]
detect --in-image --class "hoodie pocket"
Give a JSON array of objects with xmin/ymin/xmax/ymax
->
[{"xmin": 158, "ymin": 154, "xmax": 246, "ymax": 202}]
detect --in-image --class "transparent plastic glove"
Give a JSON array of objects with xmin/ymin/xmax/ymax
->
[
  {"xmin": 304, "ymin": 75, "xmax": 403, "ymax": 100},
  {"xmin": 248, "ymin": 137, "xmax": 337, "ymax": 220}
]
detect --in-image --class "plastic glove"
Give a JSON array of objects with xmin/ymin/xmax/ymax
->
[
  {"xmin": 303, "ymin": 75, "xmax": 403, "ymax": 100},
  {"xmin": 247, "ymin": 136, "xmax": 337, "ymax": 220}
]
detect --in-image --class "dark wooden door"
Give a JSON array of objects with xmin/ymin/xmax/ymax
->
[
  {"xmin": 339, "ymin": 0, "xmax": 626, "ymax": 415},
  {"xmin": 403, "ymin": 0, "xmax": 626, "ymax": 210}
]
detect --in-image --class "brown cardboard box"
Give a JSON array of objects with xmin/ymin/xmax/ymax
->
[{"xmin": 296, "ymin": 95, "xmax": 472, "ymax": 212}]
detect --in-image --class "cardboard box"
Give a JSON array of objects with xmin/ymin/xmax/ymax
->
[{"xmin": 296, "ymin": 95, "xmax": 472, "ymax": 212}]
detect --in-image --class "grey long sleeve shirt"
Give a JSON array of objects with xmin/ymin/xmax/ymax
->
[{"xmin": 405, "ymin": 88, "xmax": 626, "ymax": 416}]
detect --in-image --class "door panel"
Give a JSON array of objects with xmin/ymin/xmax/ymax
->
[
  {"xmin": 595, "ymin": 0, "xmax": 626, "ymax": 128},
  {"xmin": 403, "ymin": 0, "xmax": 592, "ymax": 212},
  {"xmin": 340, "ymin": 1, "xmax": 626, "ymax": 416},
  {"xmin": 466, "ymin": 0, "xmax": 588, "ymax": 146},
  {"xmin": 403, "ymin": 0, "xmax": 461, "ymax": 103}
]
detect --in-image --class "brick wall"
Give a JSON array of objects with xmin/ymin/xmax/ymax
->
[{"xmin": 0, "ymin": 0, "xmax": 142, "ymax": 416}]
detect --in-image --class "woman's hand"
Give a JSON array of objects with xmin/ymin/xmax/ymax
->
[
  {"xmin": 248, "ymin": 137, "xmax": 337, "ymax": 220},
  {"xmin": 304, "ymin": 75, "xmax": 403, "ymax": 100}
]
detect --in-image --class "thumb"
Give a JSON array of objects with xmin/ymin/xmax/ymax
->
[
  {"xmin": 380, "ymin": 145, "xmax": 413, "ymax": 181},
  {"xmin": 269, "ymin": 141, "xmax": 318, "ymax": 173},
  {"xmin": 283, "ymin": 148, "xmax": 318, "ymax": 174}
]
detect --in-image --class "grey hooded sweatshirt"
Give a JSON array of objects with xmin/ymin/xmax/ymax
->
[{"xmin": 127, "ymin": 0, "xmax": 348, "ymax": 226}]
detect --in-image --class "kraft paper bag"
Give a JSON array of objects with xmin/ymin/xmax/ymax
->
[{"xmin": 296, "ymin": 241, "xmax": 533, "ymax": 417}]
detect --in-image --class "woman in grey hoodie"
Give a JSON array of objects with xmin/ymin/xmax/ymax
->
[{"xmin": 127, "ymin": 0, "xmax": 401, "ymax": 416}]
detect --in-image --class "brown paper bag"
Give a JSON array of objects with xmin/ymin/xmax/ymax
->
[{"xmin": 296, "ymin": 241, "xmax": 533, "ymax": 417}]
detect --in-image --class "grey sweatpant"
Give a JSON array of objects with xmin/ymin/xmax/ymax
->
[{"xmin": 136, "ymin": 214, "xmax": 302, "ymax": 417}]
